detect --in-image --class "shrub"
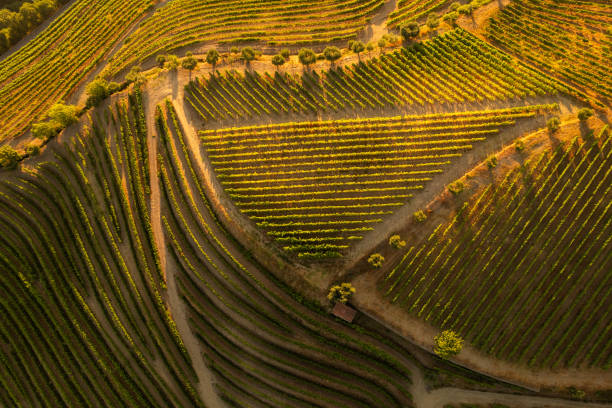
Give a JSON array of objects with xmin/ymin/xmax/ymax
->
[
  {"xmin": 368, "ymin": 253, "xmax": 384, "ymax": 268},
  {"xmin": 448, "ymin": 181, "xmax": 464, "ymax": 195},
  {"xmin": 515, "ymin": 139, "xmax": 525, "ymax": 152},
  {"xmin": 25, "ymin": 143, "xmax": 40, "ymax": 156},
  {"xmin": 577, "ymin": 107, "xmax": 593, "ymax": 121},
  {"xmin": 450, "ymin": 1, "xmax": 461, "ymax": 11},
  {"xmin": 389, "ymin": 235, "xmax": 406, "ymax": 249},
  {"xmin": 230, "ymin": 46, "xmax": 239, "ymax": 54},
  {"xmin": 414, "ymin": 210, "xmax": 427, "ymax": 222},
  {"xmin": 426, "ymin": 13, "xmax": 440, "ymax": 29},
  {"xmin": 0, "ymin": 145, "xmax": 20, "ymax": 169},
  {"xmin": 443, "ymin": 11, "xmax": 459, "ymax": 25},
  {"xmin": 47, "ymin": 102, "xmax": 78, "ymax": 127},
  {"xmin": 400, "ymin": 21, "xmax": 419, "ymax": 41},
  {"xmin": 486, "ymin": 156, "xmax": 498, "ymax": 169},
  {"xmin": 433, "ymin": 330, "xmax": 463, "ymax": 359},
  {"xmin": 327, "ymin": 283, "xmax": 355, "ymax": 304},
  {"xmin": 547, "ymin": 116, "xmax": 561, "ymax": 132},
  {"xmin": 156, "ymin": 54, "xmax": 167, "ymax": 67}
]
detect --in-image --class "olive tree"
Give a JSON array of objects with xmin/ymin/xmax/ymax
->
[
  {"xmin": 206, "ymin": 49, "xmax": 220, "ymax": 71},
  {"xmin": 323, "ymin": 46, "xmax": 341, "ymax": 67},
  {"xmin": 298, "ymin": 48, "xmax": 316, "ymax": 70}
]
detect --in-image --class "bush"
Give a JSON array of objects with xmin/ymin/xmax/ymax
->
[
  {"xmin": 577, "ymin": 107, "xmax": 593, "ymax": 121},
  {"xmin": 327, "ymin": 283, "xmax": 355, "ymax": 304},
  {"xmin": 426, "ymin": 13, "xmax": 440, "ymax": 29},
  {"xmin": 515, "ymin": 139, "xmax": 525, "ymax": 152},
  {"xmin": 400, "ymin": 21, "xmax": 419, "ymax": 41},
  {"xmin": 414, "ymin": 210, "xmax": 427, "ymax": 222},
  {"xmin": 486, "ymin": 156, "xmax": 498, "ymax": 169},
  {"xmin": 547, "ymin": 116, "xmax": 561, "ymax": 132},
  {"xmin": 368, "ymin": 253, "xmax": 384, "ymax": 268},
  {"xmin": 25, "ymin": 143, "xmax": 40, "ymax": 156},
  {"xmin": 449, "ymin": 1, "xmax": 461, "ymax": 11},
  {"xmin": 434, "ymin": 330, "xmax": 463, "ymax": 359},
  {"xmin": 0, "ymin": 145, "xmax": 20, "ymax": 169},
  {"xmin": 156, "ymin": 54, "xmax": 167, "ymax": 67},
  {"xmin": 443, "ymin": 11, "xmax": 459, "ymax": 25},
  {"xmin": 389, "ymin": 235, "xmax": 406, "ymax": 249},
  {"xmin": 448, "ymin": 181, "xmax": 464, "ymax": 195}
]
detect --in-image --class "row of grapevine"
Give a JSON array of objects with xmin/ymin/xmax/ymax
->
[
  {"xmin": 486, "ymin": 0, "xmax": 612, "ymax": 105},
  {"xmin": 186, "ymin": 28, "xmax": 565, "ymax": 124},
  {"xmin": 381, "ymin": 124, "xmax": 612, "ymax": 368},
  {"xmin": 200, "ymin": 104, "xmax": 555, "ymax": 259},
  {"xmin": 155, "ymin": 100, "xmax": 417, "ymax": 407},
  {"xmin": 0, "ymin": 0, "xmax": 151, "ymax": 145},
  {"xmin": 0, "ymin": 89, "xmax": 203, "ymax": 407},
  {"xmin": 104, "ymin": 0, "xmax": 385, "ymax": 76}
]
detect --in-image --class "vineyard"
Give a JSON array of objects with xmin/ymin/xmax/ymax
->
[
  {"xmin": 0, "ymin": 0, "xmax": 151, "ymax": 145},
  {"xmin": 201, "ymin": 105, "xmax": 555, "ymax": 259},
  {"xmin": 380, "ymin": 122, "xmax": 612, "ymax": 369},
  {"xmin": 486, "ymin": 0, "xmax": 612, "ymax": 105},
  {"xmin": 186, "ymin": 28, "xmax": 564, "ymax": 124},
  {"xmin": 104, "ymin": 0, "xmax": 386, "ymax": 77},
  {"xmin": 1, "ymin": 0, "xmax": 611, "ymax": 405}
]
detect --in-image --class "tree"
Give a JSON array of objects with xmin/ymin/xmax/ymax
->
[
  {"xmin": 206, "ymin": 49, "xmax": 220, "ymax": 70},
  {"xmin": 31, "ymin": 121, "xmax": 58, "ymax": 140},
  {"xmin": 280, "ymin": 48, "xmax": 290, "ymax": 60},
  {"xmin": 443, "ymin": 11, "xmax": 459, "ymax": 26},
  {"xmin": 413, "ymin": 210, "xmax": 427, "ymax": 222},
  {"xmin": 165, "ymin": 54, "xmax": 179, "ymax": 70},
  {"xmin": 181, "ymin": 52, "xmax": 198, "ymax": 78},
  {"xmin": 577, "ymin": 107, "xmax": 593, "ymax": 121},
  {"xmin": 0, "ymin": 145, "xmax": 20, "ymax": 169},
  {"xmin": 19, "ymin": 2, "xmax": 41, "ymax": 29},
  {"xmin": 350, "ymin": 40, "xmax": 365, "ymax": 61},
  {"xmin": 156, "ymin": 54, "xmax": 167, "ymax": 68},
  {"xmin": 126, "ymin": 65, "xmax": 145, "ymax": 84},
  {"xmin": 47, "ymin": 102, "xmax": 78, "ymax": 127},
  {"xmin": 271, "ymin": 54, "xmax": 285, "ymax": 70},
  {"xmin": 547, "ymin": 116, "xmax": 561, "ymax": 133},
  {"xmin": 377, "ymin": 38, "xmax": 387, "ymax": 54},
  {"xmin": 241, "ymin": 47, "xmax": 255, "ymax": 67},
  {"xmin": 366, "ymin": 41, "xmax": 375, "ymax": 56},
  {"xmin": 401, "ymin": 21, "xmax": 420, "ymax": 42},
  {"xmin": 426, "ymin": 13, "xmax": 440, "ymax": 29},
  {"xmin": 448, "ymin": 180, "xmax": 464, "ymax": 195},
  {"xmin": 389, "ymin": 235, "xmax": 406, "ymax": 249},
  {"xmin": 434, "ymin": 330, "xmax": 463, "ymax": 359},
  {"xmin": 327, "ymin": 283, "xmax": 355, "ymax": 304},
  {"xmin": 86, "ymin": 78, "xmax": 111, "ymax": 107},
  {"xmin": 323, "ymin": 46, "xmax": 341, "ymax": 67},
  {"xmin": 298, "ymin": 48, "xmax": 316, "ymax": 69},
  {"xmin": 486, "ymin": 156, "xmax": 498, "ymax": 169},
  {"xmin": 367, "ymin": 253, "xmax": 384, "ymax": 268}
]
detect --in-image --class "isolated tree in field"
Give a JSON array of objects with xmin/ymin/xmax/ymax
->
[
  {"xmin": 298, "ymin": 48, "xmax": 316, "ymax": 70},
  {"xmin": 206, "ymin": 49, "xmax": 220, "ymax": 71},
  {"xmin": 182, "ymin": 52, "xmax": 198, "ymax": 78},
  {"xmin": 327, "ymin": 283, "xmax": 355, "ymax": 304},
  {"xmin": 323, "ymin": 46, "xmax": 341, "ymax": 67},
  {"xmin": 280, "ymin": 48, "xmax": 290, "ymax": 60},
  {"xmin": 401, "ymin": 21, "xmax": 420, "ymax": 42},
  {"xmin": 271, "ymin": 54, "xmax": 285, "ymax": 70},
  {"xmin": 0, "ymin": 145, "xmax": 20, "ymax": 169},
  {"xmin": 350, "ymin": 40, "xmax": 365, "ymax": 61},
  {"xmin": 47, "ymin": 102, "xmax": 78, "ymax": 127},
  {"xmin": 577, "ymin": 107, "xmax": 593, "ymax": 121},
  {"xmin": 377, "ymin": 38, "xmax": 387, "ymax": 54},
  {"xmin": 389, "ymin": 235, "xmax": 406, "ymax": 249},
  {"xmin": 368, "ymin": 253, "xmax": 384, "ymax": 268},
  {"xmin": 433, "ymin": 330, "xmax": 463, "ymax": 359},
  {"xmin": 156, "ymin": 54, "xmax": 167, "ymax": 67},
  {"xmin": 86, "ymin": 78, "xmax": 111, "ymax": 107},
  {"xmin": 366, "ymin": 41, "xmax": 375, "ymax": 56},
  {"xmin": 165, "ymin": 54, "xmax": 179, "ymax": 70},
  {"xmin": 241, "ymin": 47, "xmax": 255, "ymax": 67},
  {"xmin": 547, "ymin": 116, "xmax": 561, "ymax": 133}
]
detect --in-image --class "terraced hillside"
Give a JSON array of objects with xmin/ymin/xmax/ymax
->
[
  {"xmin": 104, "ymin": 0, "xmax": 386, "ymax": 77},
  {"xmin": 201, "ymin": 105, "xmax": 555, "ymax": 259},
  {"xmin": 380, "ymin": 123, "xmax": 612, "ymax": 369},
  {"xmin": 486, "ymin": 0, "xmax": 612, "ymax": 106},
  {"xmin": 186, "ymin": 28, "xmax": 564, "ymax": 124},
  {"xmin": 0, "ymin": 0, "xmax": 151, "ymax": 145}
]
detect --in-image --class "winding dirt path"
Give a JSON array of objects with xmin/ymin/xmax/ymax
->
[{"xmin": 142, "ymin": 81, "xmax": 224, "ymax": 408}]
